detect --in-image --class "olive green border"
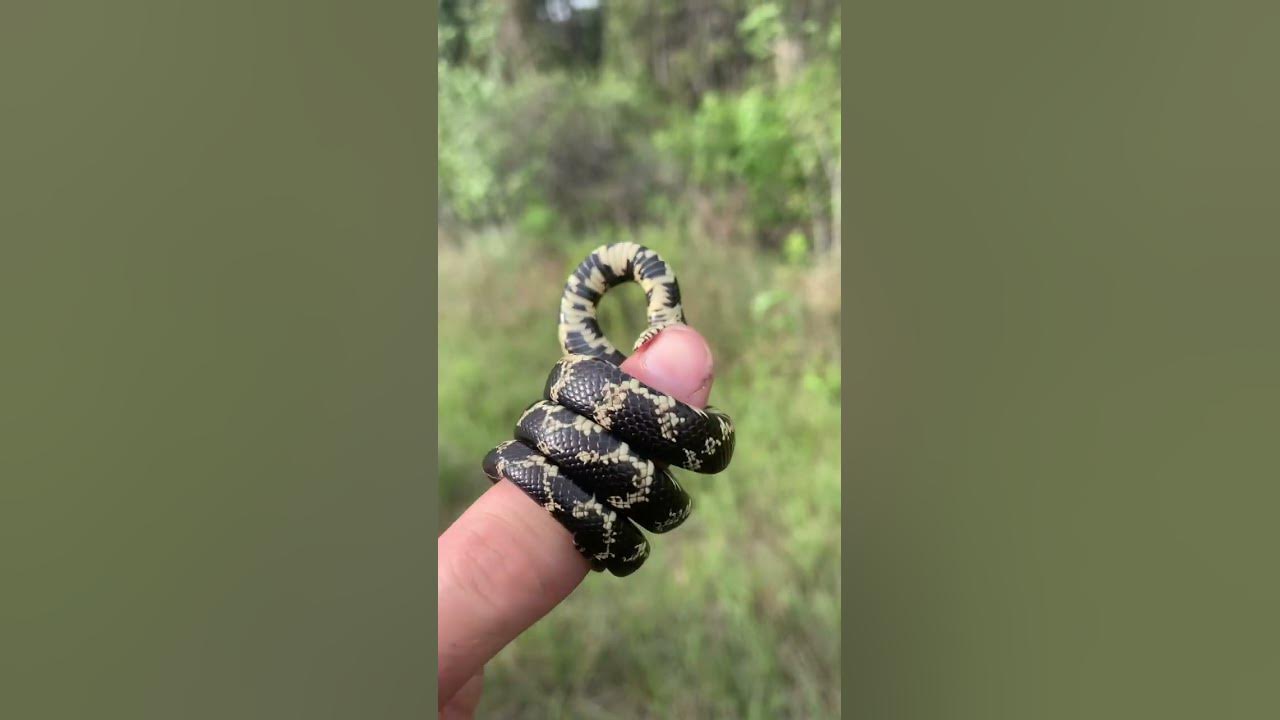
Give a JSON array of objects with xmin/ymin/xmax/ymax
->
[
  {"xmin": 2, "ymin": 2, "xmax": 439, "ymax": 717},
  {"xmin": 843, "ymin": 1, "xmax": 1280, "ymax": 718},
  {"xmin": 426, "ymin": 0, "xmax": 441, "ymax": 709}
]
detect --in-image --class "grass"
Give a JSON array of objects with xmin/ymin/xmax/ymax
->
[{"xmin": 439, "ymin": 224, "xmax": 841, "ymax": 719}]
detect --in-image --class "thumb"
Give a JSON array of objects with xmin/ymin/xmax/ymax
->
[
  {"xmin": 620, "ymin": 325, "xmax": 715, "ymax": 408},
  {"xmin": 437, "ymin": 326, "xmax": 715, "ymax": 706}
]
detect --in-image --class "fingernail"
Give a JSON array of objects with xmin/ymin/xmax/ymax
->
[{"xmin": 637, "ymin": 326, "xmax": 715, "ymax": 407}]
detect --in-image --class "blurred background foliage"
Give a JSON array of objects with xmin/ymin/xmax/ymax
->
[{"xmin": 438, "ymin": 1, "xmax": 840, "ymax": 717}]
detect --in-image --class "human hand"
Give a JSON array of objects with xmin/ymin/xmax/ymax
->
[{"xmin": 437, "ymin": 325, "xmax": 716, "ymax": 718}]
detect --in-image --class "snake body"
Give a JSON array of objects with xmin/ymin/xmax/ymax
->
[{"xmin": 482, "ymin": 242, "xmax": 736, "ymax": 576}]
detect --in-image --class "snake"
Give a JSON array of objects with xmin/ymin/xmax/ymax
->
[{"xmin": 482, "ymin": 242, "xmax": 736, "ymax": 576}]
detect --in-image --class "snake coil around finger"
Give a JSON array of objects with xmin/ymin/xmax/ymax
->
[{"xmin": 482, "ymin": 242, "xmax": 736, "ymax": 576}]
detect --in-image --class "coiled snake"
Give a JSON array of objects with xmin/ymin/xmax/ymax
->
[{"xmin": 482, "ymin": 243, "xmax": 736, "ymax": 576}]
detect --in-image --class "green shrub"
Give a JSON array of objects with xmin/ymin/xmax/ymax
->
[
  {"xmin": 439, "ymin": 63, "xmax": 670, "ymax": 234},
  {"xmin": 437, "ymin": 62, "xmax": 504, "ymax": 226}
]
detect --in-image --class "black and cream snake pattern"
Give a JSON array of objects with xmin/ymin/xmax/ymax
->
[{"xmin": 482, "ymin": 243, "xmax": 736, "ymax": 576}]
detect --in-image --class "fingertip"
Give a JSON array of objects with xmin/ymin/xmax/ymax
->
[{"xmin": 621, "ymin": 325, "xmax": 715, "ymax": 408}]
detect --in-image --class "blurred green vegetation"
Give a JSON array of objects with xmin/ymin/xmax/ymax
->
[{"xmin": 438, "ymin": 1, "xmax": 840, "ymax": 717}]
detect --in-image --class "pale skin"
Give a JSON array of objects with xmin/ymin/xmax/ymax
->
[{"xmin": 438, "ymin": 326, "xmax": 716, "ymax": 718}]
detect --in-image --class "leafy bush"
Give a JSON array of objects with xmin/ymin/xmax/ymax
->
[
  {"xmin": 439, "ymin": 64, "xmax": 670, "ymax": 236},
  {"xmin": 437, "ymin": 62, "xmax": 503, "ymax": 226},
  {"xmin": 656, "ymin": 86, "xmax": 809, "ymax": 243},
  {"xmin": 496, "ymin": 73, "xmax": 668, "ymax": 232}
]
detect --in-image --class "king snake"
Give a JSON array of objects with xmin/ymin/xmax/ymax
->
[{"xmin": 482, "ymin": 242, "xmax": 736, "ymax": 576}]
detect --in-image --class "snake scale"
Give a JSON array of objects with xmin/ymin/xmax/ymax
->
[{"xmin": 482, "ymin": 242, "xmax": 736, "ymax": 576}]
